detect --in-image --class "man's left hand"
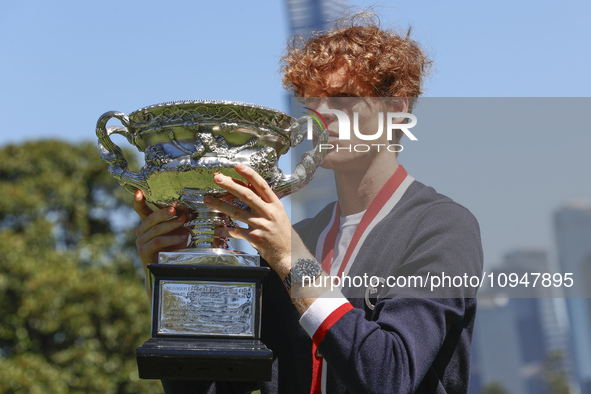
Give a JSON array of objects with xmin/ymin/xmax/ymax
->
[{"xmin": 203, "ymin": 164, "xmax": 292, "ymax": 279}]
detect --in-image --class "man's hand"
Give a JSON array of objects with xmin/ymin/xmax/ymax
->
[
  {"xmin": 203, "ymin": 165, "xmax": 325, "ymax": 314},
  {"xmin": 133, "ymin": 190, "xmax": 190, "ymax": 273},
  {"xmin": 203, "ymin": 164, "xmax": 293, "ymax": 280}
]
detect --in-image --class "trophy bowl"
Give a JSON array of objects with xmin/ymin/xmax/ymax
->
[
  {"xmin": 97, "ymin": 100, "xmax": 327, "ymax": 249},
  {"xmin": 96, "ymin": 100, "xmax": 327, "ymax": 381}
]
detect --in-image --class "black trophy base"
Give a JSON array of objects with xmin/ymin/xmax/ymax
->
[{"xmin": 136, "ymin": 338, "xmax": 273, "ymax": 381}]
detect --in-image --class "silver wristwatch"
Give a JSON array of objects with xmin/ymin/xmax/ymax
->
[{"xmin": 283, "ymin": 258, "xmax": 323, "ymax": 291}]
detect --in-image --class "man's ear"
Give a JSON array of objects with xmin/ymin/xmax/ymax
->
[
  {"xmin": 393, "ymin": 95, "xmax": 409, "ymax": 113},
  {"xmin": 389, "ymin": 96, "xmax": 410, "ymax": 145}
]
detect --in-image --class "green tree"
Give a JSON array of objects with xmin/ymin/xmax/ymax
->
[
  {"xmin": 479, "ymin": 382, "xmax": 511, "ymax": 394},
  {"xmin": 0, "ymin": 140, "xmax": 160, "ymax": 393},
  {"xmin": 543, "ymin": 351, "xmax": 571, "ymax": 394}
]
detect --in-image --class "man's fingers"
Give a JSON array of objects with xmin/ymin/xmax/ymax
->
[
  {"xmin": 235, "ymin": 164, "xmax": 279, "ymax": 204},
  {"xmin": 141, "ymin": 233, "xmax": 188, "ymax": 251},
  {"xmin": 212, "ymin": 173, "xmax": 267, "ymax": 213},
  {"xmin": 133, "ymin": 190, "xmax": 154, "ymax": 221},
  {"xmin": 136, "ymin": 214, "xmax": 187, "ymax": 241},
  {"xmin": 212, "ymin": 167, "xmax": 279, "ymax": 214},
  {"xmin": 215, "ymin": 226, "xmax": 250, "ymax": 242},
  {"xmin": 136, "ymin": 203, "xmax": 181, "ymax": 235},
  {"xmin": 204, "ymin": 194, "xmax": 253, "ymax": 225},
  {"xmin": 137, "ymin": 232, "xmax": 189, "ymax": 266},
  {"xmin": 133, "ymin": 190, "xmax": 194, "ymax": 268}
]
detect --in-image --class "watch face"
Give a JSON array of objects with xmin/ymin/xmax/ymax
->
[{"xmin": 293, "ymin": 258, "xmax": 322, "ymax": 282}]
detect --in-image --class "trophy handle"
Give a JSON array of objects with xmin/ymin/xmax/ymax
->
[
  {"xmin": 273, "ymin": 116, "xmax": 328, "ymax": 199},
  {"xmin": 96, "ymin": 111, "xmax": 150, "ymax": 196}
]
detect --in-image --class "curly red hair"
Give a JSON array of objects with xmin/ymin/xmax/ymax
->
[{"xmin": 281, "ymin": 13, "xmax": 431, "ymax": 107}]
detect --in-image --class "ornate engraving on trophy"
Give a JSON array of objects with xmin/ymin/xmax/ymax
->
[
  {"xmin": 158, "ymin": 281, "xmax": 255, "ymax": 337},
  {"xmin": 96, "ymin": 100, "xmax": 327, "ymax": 218}
]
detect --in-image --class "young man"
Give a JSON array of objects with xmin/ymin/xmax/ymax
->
[{"xmin": 134, "ymin": 14, "xmax": 483, "ymax": 394}]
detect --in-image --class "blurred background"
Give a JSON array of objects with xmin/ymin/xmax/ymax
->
[{"xmin": 1, "ymin": 0, "xmax": 590, "ymax": 393}]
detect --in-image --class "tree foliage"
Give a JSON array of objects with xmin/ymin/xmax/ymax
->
[
  {"xmin": 543, "ymin": 351, "xmax": 571, "ymax": 394},
  {"xmin": 0, "ymin": 140, "xmax": 160, "ymax": 393},
  {"xmin": 479, "ymin": 382, "xmax": 510, "ymax": 394},
  {"xmin": 0, "ymin": 140, "xmax": 136, "ymax": 247}
]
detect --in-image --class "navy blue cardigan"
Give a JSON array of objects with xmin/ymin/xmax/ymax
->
[{"xmin": 163, "ymin": 179, "xmax": 483, "ymax": 393}]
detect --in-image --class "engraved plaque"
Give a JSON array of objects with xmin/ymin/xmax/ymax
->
[{"xmin": 158, "ymin": 280, "xmax": 255, "ymax": 337}]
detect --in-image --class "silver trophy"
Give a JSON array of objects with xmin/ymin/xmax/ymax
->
[{"xmin": 96, "ymin": 100, "xmax": 327, "ymax": 381}]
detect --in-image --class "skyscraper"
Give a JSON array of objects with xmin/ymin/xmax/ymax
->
[
  {"xmin": 469, "ymin": 249, "xmax": 573, "ymax": 394},
  {"xmin": 554, "ymin": 200, "xmax": 591, "ymax": 394},
  {"xmin": 284, "ymin": 0, "xmax": 348, "ymax": 221},
  {"xmin": 285, "ymin": 0, "xmax": 348, "ymax": 38}
]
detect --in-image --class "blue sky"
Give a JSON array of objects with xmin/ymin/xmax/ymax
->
[{"xmin": 1, "ymin": 0, "xmax": 590, "ymax": 267}]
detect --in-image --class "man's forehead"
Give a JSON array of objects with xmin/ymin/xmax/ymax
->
[
  {"xmin": 325, "ymin": 69, "xmax": 357, "ymax": 89},
  {"xmin": 303, "ymin": 67, "xmax": 372, "ymax": 97}
]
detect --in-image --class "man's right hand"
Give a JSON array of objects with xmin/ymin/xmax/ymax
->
[{"xmin": 133, "ymin": 190, "xmax": 190, "ymax": 273}]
